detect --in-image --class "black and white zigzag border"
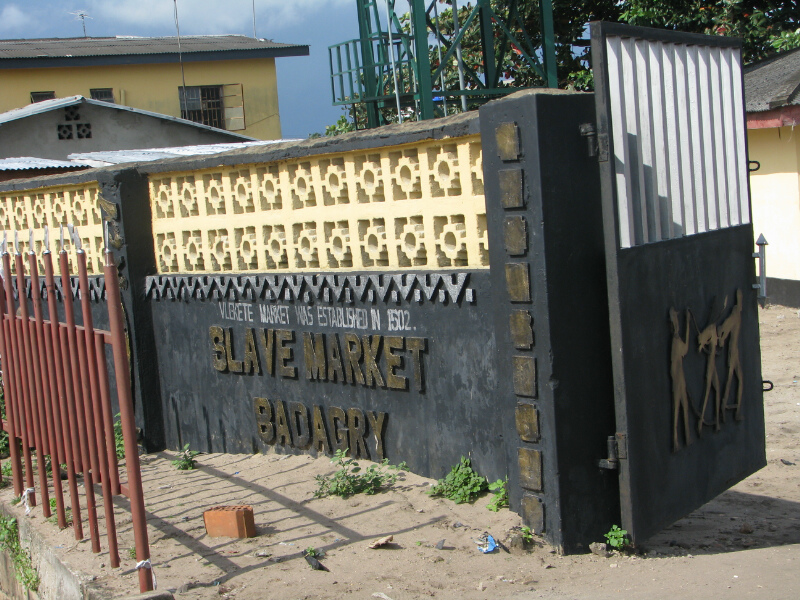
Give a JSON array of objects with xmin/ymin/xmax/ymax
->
[
  {"xmin": 144, "ymin": 272, "xmax": 476, "ymax": 306},
  {"xmin": 12, "ymin": 276, "xmax": 106, "ymax": 303}
]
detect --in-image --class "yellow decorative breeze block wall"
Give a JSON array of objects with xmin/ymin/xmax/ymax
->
[
  {"xmin": 0, "ymin": 183, "xmax": 105, "ymax": 276},
  {"xmin": 149, "ymin": 136, "xmax": 488, "ymax": 274}
]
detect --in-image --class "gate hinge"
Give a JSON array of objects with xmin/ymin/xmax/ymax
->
[
  {"xmin": 598, "ymin": 432, "xmax": 627, "ymax": 470},
  {"xmin": 579, "ymin": 123, "xmax": 609, "ymax": 162}
]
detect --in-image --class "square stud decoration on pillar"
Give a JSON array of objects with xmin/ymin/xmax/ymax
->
[
  {"xmin": 518, "ymin": 447, "xmax": 543, "ymax": 491},
  {"xmin": 505, "ymin": 263, "xmax": 531, "ymax": 302},
  {"xmin": 499, "ymin": 169, "xmax": 524, "ymax": 209},
  {"xmin": 509, "ymin": 310, "xmax": 534, "ymax": 349},
  {"xmin": 513, "ymin": 355, "xmax": 537, "ymax": 398},
  {"xmin": 495, "ymin": 122, "xmax": 520, "ymax": 161},
  {"xmin": 504, "ymin": 216, "xmax": 528, "ymax": 256},
  {"xmin": 203, "ymin": 505, "xmax": 257, "ymax": 538},
  {"xmin": 515, "ymin": 402, "xmax": 540, "ymax": 442},
  {"xmin": 521, "ymin": 493, "xmax": 545, "ymax": 533}
]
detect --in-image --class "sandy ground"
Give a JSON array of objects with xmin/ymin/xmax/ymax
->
[{"xmin": 1, "ymin": 305, "xmax": 799, "ymax": 600}]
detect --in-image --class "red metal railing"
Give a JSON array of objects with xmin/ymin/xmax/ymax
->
[{"xmin": 0, "ymin": 225, "xmax": 153, "ymax": 593}]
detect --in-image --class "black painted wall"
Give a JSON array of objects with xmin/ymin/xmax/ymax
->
[
  {"xmin": 0, "ymin": 97, "xmax": 626, "ymax": 552},
  {"xmin": 95, "ymin": 168, "xmax": 164, "ymax": 449},
  {"xmin": 148, "ymin": 271, "xmax": 512, "ymax": 483},
  {"xmin": 480, "ymin": 90, "xmax": 619, "ymax": 552}
]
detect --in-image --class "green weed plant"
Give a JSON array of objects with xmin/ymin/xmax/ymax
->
[
  {"xmin": 314, "ymin": 449, "xmax": 406, "ymax": 498},
  {"xmin": 604, "ymin": 524, "xmax": 630, "ymax": 550},
  {"xmin": 429, "ymin": 456, "xmax": 487, "ymax": 504},
  {"xmin": 113, "ymin": 414, "xmax": 125, "ymax": 460},
  {"xmin": 520, "ymin": 526, "xmax": 534, "ymax": 543},
  {"xmin": 172, "ymin": 444, "xmax": 200, "ymax": 470},
  {"xmin": 0, "ymin": 517, "xmax": 39, "ymax": 590},
  {"xmin": 46, "ymin": 498, "xmax": 73, "ymax": 527},
  {"xmin": 486, "ymin": 477, "xmax": 509, "ymax": 512}
]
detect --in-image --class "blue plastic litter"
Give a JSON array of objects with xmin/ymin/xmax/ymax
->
[{"xmin": 475, "ymin": 532, "xmax": 497, "ymax": 553}]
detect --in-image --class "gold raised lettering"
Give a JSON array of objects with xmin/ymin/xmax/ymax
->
[
  {"xmin": 209, "ymin": 325, "xmax": 227, "ymax": 372},
  {"xmin": 243, "ymin": 328, "xmax": 260, "ymax": 375},
  {"xmin": 311, "ymin": 405, "xmax": 331, "ymax": 454},
  {"xmin": 258, "ymin": 328, "xmax": 275, "ymax": 376},
  {"xmin": 343, "ymin": 333, "xmax": 365, "ymax": 385},
  {"xmin": 327, "ymin": 406, "xmax": 348, "ymax": 452},
  {"xmin": 288, "ymin": 401, "xmax": 311, "ymax": 449},
  {"xmin": 362, "ymin": 335, "xmax": 385, "ymax": 388},
  {"xmin": 384, "ymin": 336, "xmax": 406, "ymax": 390},
  {"xmin": 326, "ymin": 333, "xmax": 345, "ymax": 383},
  {"xmin": 406, "ymin": 337, "xmax": 427, "ymax": 392},
  {"xmin": 275, "ymin": 329, "xmax": 297, "ymax": 379},
  {"xmin": 347, "ymin": 407, "xmax": 368, "ymax": 459},
  {"xmin": 225, "ymin": 327, "xmax": 244, "ymax": 373},
  {"xmin": 273, "ymin": 400, "xmax": 291, "ymax": 446},
  {"xmin": 303, "ymin": 332, "xmax": 327, "ymax": 381},
  {"xmin": 253, "ymin": 397, "xmax": 274, "ymax": 443},
  {"xmin": 366, "ymin": 411, "xmax": 386, "ymax": 460}
]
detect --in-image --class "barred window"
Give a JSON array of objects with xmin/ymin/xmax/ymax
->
[
  {"xmin": 31, "ymin": 91, "xmax": 55, "ymax": 103},
  {"xmin": 90, "ymin": 88, "xmax": 115, "ymax": 103},
  {"xmin": 179, "ymin": 86, "xmax": 224, "ymax": 129}
]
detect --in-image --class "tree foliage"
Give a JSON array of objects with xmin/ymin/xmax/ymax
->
[
  {"xmin": 422, "ymin": 0, "xmax": 800, "ymax": 92},
  {"xmin": 325, "ymin": 1, "xmax": 800, "ymax": 130},
  {"xmin": 620, "ymin": 1, "xmax": 800, "ymax": 62}
]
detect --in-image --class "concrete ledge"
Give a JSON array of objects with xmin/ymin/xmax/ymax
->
[
  {"xmin": 114, "ymin": 593, "xmax": 174, "ymax": 600},
  {"xmin": 767, "ymin": 277, "xmax": 800, "ymax": 309},
  {"xmin": 0, "ymin": 501, "xmax": 172, "ymax": 600}
]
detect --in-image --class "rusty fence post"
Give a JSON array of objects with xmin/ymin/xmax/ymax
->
[
  {"xmin": 42, "ymin": 239, "xmax": 84, "ymax": 540},
  {"xmin": 28, "ymin": 239, "xmax": 66, "ymax": 527},
  {"xmin": 0, "ymin": 241, "xmax": 23, "ymax": 496},
  {"xmin": 15, "ymin": 248, "xmax": 51, "ymax": 517},
  {"xmin": 74, "ymin": 227, "xmax": 120, "ymax": 567},
  {"xmin": 0, "ymin": 225, "xmax": 149, "ymax": 591},
  {"xmin": 59, "ymin": 233, "xmax": 101, "ymax": 552},
  {"xmin": 103, "ymin": 227, "xmax": 152, "ymax": 592}
]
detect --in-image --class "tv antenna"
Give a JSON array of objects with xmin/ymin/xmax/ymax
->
[{"xmin": 69, "ymin": 10, "xmax": 91, "ymax": 37}]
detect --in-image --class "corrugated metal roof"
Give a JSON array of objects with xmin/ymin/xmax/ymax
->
[
  {"xmin": 744, "ymin": 47, "xmax": 800, "ymax": 112},
  {"xmin": 0, "ymin": 95, "xmax": 85, "ymax": 125},
  {"xmin": 0, "ymin": 35, "xmax": 307, "ymax": 60},
  {"xmin": 0, "ymin": 95, "xmax": 256, "ymax": 140},
  {"xmin": 0, "ymin": 157, "xmax": 93, "ymax": 171},
  {"xmin": 68, "ymin": 140, "xmax": 301, "ymax": 165}
]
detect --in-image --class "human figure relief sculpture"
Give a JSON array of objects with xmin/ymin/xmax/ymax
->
[
  {"xmin": 718, "ymin": 289, "xmax": 744, "ymax": 421},
  {"xmin": 669, "ymin": 289, "xmax": 744, "ymax": 451},
  {"xmin": 669, "ymin": 307, "xmax": 692, "ymax": 451}
]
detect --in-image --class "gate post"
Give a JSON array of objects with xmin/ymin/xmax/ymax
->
[
  {"xmin": 479, "ymin": 90, "xmax": 619, "ymax": 552},
  {"xmin": 95, "ymin": 168, "xmax": 164, "ymax": 451}
]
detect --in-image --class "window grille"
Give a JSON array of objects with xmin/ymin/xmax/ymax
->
[
  {"xmin": 31, "ymin": 91, "xmax": 55, "ymax": 103},
  {"xmin": 90, "ymin": 88, "xmax": 115, "ymax": 103},
  {"xmin": 179, "ymin": 86, "xmax": 224, "ymax": 129}
]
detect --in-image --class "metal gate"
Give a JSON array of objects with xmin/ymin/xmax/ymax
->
[
  {"xmin": 591, "ymin": 22, "xmax": 766, "ymax": 543},
  {"xmin": 0, "ymin": 225, "xmax": 153, "ymax": 593}
]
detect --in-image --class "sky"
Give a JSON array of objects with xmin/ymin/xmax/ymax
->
[{"xmin": 0, "ymin": 0, "xmax": 379, "ymax": 139}]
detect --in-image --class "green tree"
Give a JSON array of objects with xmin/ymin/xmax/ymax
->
[
  {"xmin": 412, "ymin": 1, "xmax": 800, "ymax": 94},
  {"xmin": 620, "ymin": 1, "xmax": 800, "ymax": 63}
]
